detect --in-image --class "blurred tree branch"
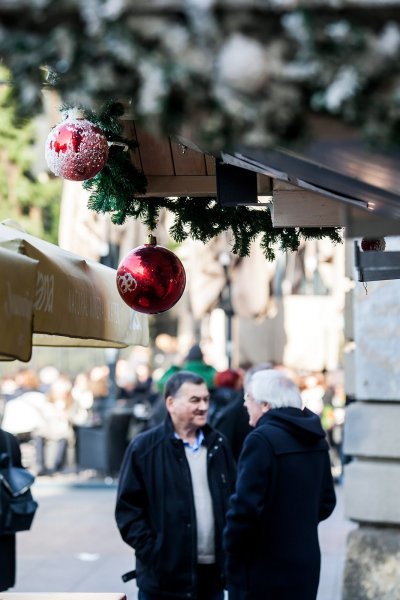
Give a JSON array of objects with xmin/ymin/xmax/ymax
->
[{"xmin": 1, "ymin": 2, "xmax": 400, "ymax": 152}]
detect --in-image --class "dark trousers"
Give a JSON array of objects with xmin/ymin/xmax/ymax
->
[
  {"xmin": 138, "ymin": 564, "xmax": 224, "ymax": 600},
  {"xmin": 227, "ymin": 589, "xmax": 248, "ymax": 600}
]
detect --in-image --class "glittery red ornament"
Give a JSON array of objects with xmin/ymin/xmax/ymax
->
[
  {"xmin": 116, "ymin": 237, "xmax": 186, "ymax": 314},
  {"xmin": 45, "ymin": 118, "xmax": 109, "ymax": 181},
  {"xmin": 361, "ymin": 237, "xmax": 386, "ymax": 252}
]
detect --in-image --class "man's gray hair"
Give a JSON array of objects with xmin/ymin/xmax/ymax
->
[
  {"xmin": 243, "ymin": 362, "xmax": 274, "ymax": 392},
  {"xmin": 249, "ymin": 369, "xmax": 302, "ymax": 409}
]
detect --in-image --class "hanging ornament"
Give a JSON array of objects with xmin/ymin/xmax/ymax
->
[
  {"xmin": 45, "ymin": 118, "xmax": 109, "ymax": 181},
  {"xmin": 361, "ymin": 237, "xmax": 386, "ymax": 252},
  {"xmin": 116, "ymin": 235, "xmax": 186, "ymax": 314}
]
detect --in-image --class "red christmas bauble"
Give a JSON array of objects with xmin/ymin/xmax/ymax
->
[
  {"xmin": 116, "ymin": 240, "xmax": 186, "ymax": 314},
  {"xmin": 361, "ymin": 237, "xmax": 386, "ymax": 252},
  {"xmin": 45, "ymin": 118, "xmax": 109, "ymax": 181}
]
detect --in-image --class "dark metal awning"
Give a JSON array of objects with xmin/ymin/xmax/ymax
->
[
  {"xmin": 228, "ymin": 145, "xmax": 400, "ymax": 220},
  {"xmin": 212, "ymin": 145, "xmax": 400, "ymax": 239}
]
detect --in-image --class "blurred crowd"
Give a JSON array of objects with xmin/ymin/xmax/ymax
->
[{"xmin": 0, "ymin": 345, "xmax": 345, "ymax": 481}]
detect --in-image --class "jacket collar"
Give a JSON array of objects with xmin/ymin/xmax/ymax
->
[{"xmin": 163, "ymin": 414, "xmax": 216, "ymax": 445}]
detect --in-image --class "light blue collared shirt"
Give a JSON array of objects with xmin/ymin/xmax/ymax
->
[{"xmin": 174, "ymin": 429, "xmax": 205, "ymax": 453}]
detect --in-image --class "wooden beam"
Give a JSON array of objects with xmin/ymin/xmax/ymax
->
[
  {"xmin": 258, "ymin": 174, "xmax": 272, "ymax": 195},
  {"xmin": 141, "ymin": 172, "xmax": 272, "ymax": 198},
  {"xmin": 141, "ymin": 175, "xmax": 217, "ymax": 197},
  {"xmin": 272, "ymin": 180, "xmax": 400, "ymax": 234},
  {"xmin": 272, "ymin": 181, "xmax": 343, "ymax": 227}
]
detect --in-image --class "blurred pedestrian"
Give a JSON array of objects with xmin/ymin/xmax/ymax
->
[
  {"xmin": 115, "ymin": 371, "xmax": 236, "ymax": 600},
  {"xmin": 156, "ymin": 344, "xmax": 217, "ymax": 393},
  {"xmin": 208, "ymin": 369, "xmax": 243, "ymax": 428},
  {"xmin": 1, "ymin": 371, "xmax": 48, "ymax": 444},
  {"xmin": 88, "ymin": 366, "xmax": 109, "ymax": 425},
  {"xmin": 0, "ymin": 428, "xmax": 24, "ymax": 591},
  {"xmin": 34, "ymin": 375, "xmax": 74, "ymax": 475},
  {"xmin": 213, "ymin": 363, "xmax": 272, "ymax": 461},
  {"xmin": 71, "ymin": 372, "xmax": 94, "ymax": 426},
  {"xmin": 224, "ymin": 369, "xmax": 336, "ymax": 600}
]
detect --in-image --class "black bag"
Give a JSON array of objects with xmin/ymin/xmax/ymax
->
[{"xmin": 0, "ymin": 443, "xmax": 38, "ymax": 535}]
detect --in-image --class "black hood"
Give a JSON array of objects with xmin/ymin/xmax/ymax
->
[{"xmin": 258, "ymin": 407, "xmax": 326, "ymax": 444}]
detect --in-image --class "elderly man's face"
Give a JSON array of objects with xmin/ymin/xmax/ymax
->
[
  {"xmin": 166, "ymin": 381, "xmax": 210, "ymax": 432},
  {"xmin": 244, "ymin": 392, "xmax": 264, "ymax": 427}
]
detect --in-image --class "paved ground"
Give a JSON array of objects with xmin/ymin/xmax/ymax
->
[{"xmin": 9, "ymin": 474, "xmax": 355, "ymax": 600}]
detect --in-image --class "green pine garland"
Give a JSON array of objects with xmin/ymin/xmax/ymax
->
[{"xmin": 66, "ymin": 102, "xmax": 342, "ymax": 261}]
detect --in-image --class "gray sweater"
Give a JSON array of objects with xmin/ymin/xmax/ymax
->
[{"xmin": 185, "ymin": 445, "xmax": 215, "ymax": 563}]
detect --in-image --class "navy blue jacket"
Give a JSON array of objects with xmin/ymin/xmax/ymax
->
[
  {"xmin": 115, "ymin": 416, "xmax": 236, "ymax": 599},
  {"xmin": 223, "ymin": 407, "xmax": 336, "ymax": 600},
  {"xmin": 0, "ymin": 429, "xmax": 22, "ymax": 592}
]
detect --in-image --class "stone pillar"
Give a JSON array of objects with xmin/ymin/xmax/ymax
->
[{"xmin": 342, "ymin": 240, "xmax": 400, "ymax": 599}]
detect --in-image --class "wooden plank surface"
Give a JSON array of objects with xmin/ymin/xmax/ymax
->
[
  {"xmin": 135, "ymin": 128, "xmax": 174, "ymax": 175},
  {"xmin": 170, "ymin": 140, "xmax": 207, "ymax": 175},
  {"xmin": 122, "ymin": 121, "xmax": 271, "ymax": 199},
  {"xmin": 142, "ymin": 175, "xmax": 216, "ymax": 196},
  {"xmin": 122, "ymin": 120, "xmax": 142, "ymax": 172},
  {"xmin": 205, "ymin": 155, "xmax": 216, "ymax": 176},
  {"xmin": 257, "ymin": 173, "xmax": 272, "ymax": 195},
  {"xmin": 272, "ymin": 190, "xmax": 343, "ymax": 226}
]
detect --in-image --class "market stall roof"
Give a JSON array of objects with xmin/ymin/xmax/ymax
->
[
  {"xmin": 0, "ymin": 221, "xmax": 149, "ymax": 362},
  {"xmin": 125, "ymin": 118, "xmax": 400, "ymax": 238}
]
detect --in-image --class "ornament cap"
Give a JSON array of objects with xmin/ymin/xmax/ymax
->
[
  {"xmin": 66, "ymin": 107, "xmax": 85, "ymax": 120},
  {"xmin": 146, "ymin": 234, "xmax": 157, "ymax": 246}
]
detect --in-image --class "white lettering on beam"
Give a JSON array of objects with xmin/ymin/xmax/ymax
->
[
  {"xmin": 68, "ymin": 288, "xmax": 89, "ymax": 317},
  {"xmin": 107, "ymin": 302, "xmax": 120, "ymax": 324},
  {"xmin": 68, "ymin": 288, "xmax": 122, "ymax": 325},
  {"xmin": 89, "ymin": 294, "xmax": 104, "ymax": 320},
  {"xmin": 35, "ymin": 272, "xmax": 54, "ymax": 313}
]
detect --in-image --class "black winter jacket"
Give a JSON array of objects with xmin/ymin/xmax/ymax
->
[
  {"xmin": 0, "ymin": 429, "xmax": 22, "ymax": 592},
  {"xmin": 223, "ymin": 407, "xmax": 336, "ymax": 600},
  {"xmin": 115, "ymin": 417, "xmax": 236, "ymax": 599}
]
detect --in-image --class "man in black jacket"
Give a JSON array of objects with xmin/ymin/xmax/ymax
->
[
  {"xmin": 115, "ymin": 371, "xmax": 236, "ymax": 600},
  {"xmin": 223, "ymin": 369, "xmax": 336, "ymax": 600}
]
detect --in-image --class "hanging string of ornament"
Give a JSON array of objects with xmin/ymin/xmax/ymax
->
[{"xmin": 45, "ymin": 101, "xmax": 342, "ymax": 262}]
